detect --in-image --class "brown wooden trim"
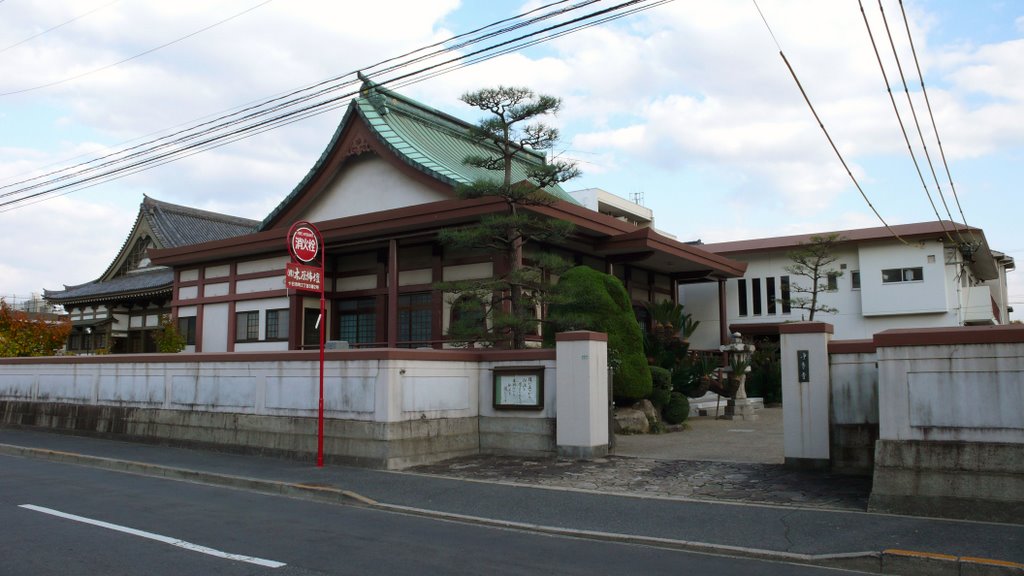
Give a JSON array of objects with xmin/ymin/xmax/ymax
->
[
  {"xmin": 556, "ymin": 331, "xmax": 608, "ymax": 342},
  {"xmin": 171, "ymin": 289, "xmax": 288, "ymax": 307},
  {"xmin": 0, "ymin": 347, "xmax": 557, "ymax": 365},
  {"xmin": 226, "ymin": 300, "xmax": 236, "ymax": 352},
  {"xmin": 829, "ymin": 339, "xmax": 876, "ymax": 354},
  {"xmin": 288, "ymin": 293, "xmax": 302, "ymax": 350},
  {"xmin": 718, "ymin": 278, "xmax": 728, "ymax": 346},
  {"xmin": 234, "ymin": 268, "xmax": 285, "ymax": 282},
  {"xmin": 778, "ymin": 322, "xmax": 835, "ymax": 335},
  {"xmin": 873, "ymin": 324, "xmax": 1024, "ymax": 347},
  {"xmin": 387, "ymin": 239, "xmax": 398, "ymax": 348},
  {"xmin": 432, "ymin": 244, "xmax": 443, "ymax": 349},
  {"xmin": 195, "ymin": 302, "xmax": 205, "ymax": 352}
]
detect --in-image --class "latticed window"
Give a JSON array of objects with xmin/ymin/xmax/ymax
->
[
  {"xmin": 398, "ymin": 292, "xmax": 432, "ymax": 347},
  {"xmin": 266, "ymin": 309, "xmax": 288, "ymax": 340},
  {"xmin": 235, "ymin": 311, "xmax": 259, "ymax": 342},
  {"xmin": 337, "ymin": 298, "xmax": 376, "ymax": 345},
  {"xmin": 116, "ymin": 236, "xmax": 152, "ymax": 277},
  {"xmin": 178, "ymin": 316, "xmax": 196, "ymax": 345}
]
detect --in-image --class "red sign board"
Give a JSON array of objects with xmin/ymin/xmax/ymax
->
[
  {"xmin": 285, "ymin": 262, "xmax": 323, "ymax": 292},
  {"xmin": 290, "ymin": 226, "xmax": 319, "ymax": 263}
]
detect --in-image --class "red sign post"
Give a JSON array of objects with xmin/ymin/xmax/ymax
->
[{"xmin": 287, "ymin": 221, "xmax": 326, "ymax": 467}]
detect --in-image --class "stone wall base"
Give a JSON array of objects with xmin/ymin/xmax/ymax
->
[
  {"xmin": 830, "ymin": 423, "xmax": 878, "ymax": 475},
  {"xmin": 868, "ymin": 439, "xmax": 1024, "ymax": 522},
  {"xmin": 0, "ymin": 401, "xmax": 481, "ymax": 470},
  {"xmin": 479, "ymin": 416, "xmax": 555, "ymax": 455}
]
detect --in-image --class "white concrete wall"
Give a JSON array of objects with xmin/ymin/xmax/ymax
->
[
  {"xmin": 0, "ymin": 355, "xmax": 559, "ymax": 424},
  {"xmin": 858, "ymin": 241, "xmax": 948, "ymax": 317},
  {"xmin": 877, "ymin": 342, "xmax": 1024, "ymax": 443}
]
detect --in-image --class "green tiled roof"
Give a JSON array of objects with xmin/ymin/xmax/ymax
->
[{"xmin": 261, "ymin": 79, "xmax": 578, "ymax": 230}]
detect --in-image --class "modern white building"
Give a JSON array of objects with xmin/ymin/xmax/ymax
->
[{"xmin": 681, "ymin": 221, "xmax": 1015, "ymax": 349}]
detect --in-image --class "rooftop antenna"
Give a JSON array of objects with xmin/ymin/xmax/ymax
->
[{"xmin": 629, "ymin": 191, "xmax": 644, "ymax": 206}]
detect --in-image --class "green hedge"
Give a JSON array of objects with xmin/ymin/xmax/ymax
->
[{"xmin": 546, "ymin": 266, "xmax": 652, "ymax": 402}]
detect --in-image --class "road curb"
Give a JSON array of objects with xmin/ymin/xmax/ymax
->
[
  {"xmin": 0, "ymin": 443, "xmax": 377, "ymax": 507},
  {"xmin": 3, "ymin": 442, "xmax": 1021, "ymax": 575}
]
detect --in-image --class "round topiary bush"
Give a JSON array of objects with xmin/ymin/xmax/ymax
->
[
  {"xmin": 649, "ymin": 387, "xmax": 672, "ymax": 410},
  {"xmin": 545, "ymin": 266, "xmax": 652, "ymax": 402},
  {"xmin": 649, "ymin": 365, "xmax": 671, "ymax": 391},
  {"xmin": 663, "ymin": 392, "xmax": 691, "ymax": 425}
]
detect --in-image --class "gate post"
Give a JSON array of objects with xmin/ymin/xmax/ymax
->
[
  {"xmin": 556, "ymin": 331, "xmax": 609, "ymax": 459},
  {"xmin": 779, "ymin": 322, "xmax": 833, "ymax": 469}
]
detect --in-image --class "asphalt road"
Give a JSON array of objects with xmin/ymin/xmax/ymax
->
[{"xmin": 0, "ymin": 454, "xmax": 873, "ymax": 576}]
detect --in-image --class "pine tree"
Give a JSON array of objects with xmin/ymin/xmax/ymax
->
[
  {"xmin": 439, "ymin": 87, "xmax": 579, "ymax": 349},
  {"xmin": 780, "ymin": 233, "xmax": 844, "ymax": 321}
]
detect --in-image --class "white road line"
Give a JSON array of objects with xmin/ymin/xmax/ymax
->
[{"xmin": 18, "ymin": 504, "xmax": 286, "ymax": 569}]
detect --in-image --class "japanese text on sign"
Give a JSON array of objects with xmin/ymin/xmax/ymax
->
[
  {"xmin": 290, "ymin": 227, "xmax": 319, "ymax": 262},
  {"xmin": 496, "ymin": 374, "xmax": 539, "ymax": 406},
  {"xmin": 286, "ymin": 262, "xmax": 322, "ymax": 292}
]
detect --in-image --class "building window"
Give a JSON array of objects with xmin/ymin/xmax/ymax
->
[
  {"xmin": 235, "ymin": 311, "xmax": 259, "ymax": 342},
  {"xmin": 177, "ymin": 316, "xmax": 196, "ymax": 345},
  {"xmin": 69, "ymin": 333, "xmax": 81, "ymax": 351},
  {"xmin": 737, "ymin": 279, "xmax": 748, "ymax": 317},
  {"xmin": 752, "ymin": 278, "xmax": 762, "ymax": 316},
  {"xmin": 303, "ymin": 308, "xmax": 321, "ymax": 348},
  {"xmin": 337, "ymin": 298, "xmax": 376, "ymax": 345},
  {"xmin": 266, "ymin": 309, "xmax": 288, "ymax": 341},
  {"xmin": 882, "ymin": 267, "xmax": 924, "ymax": 284},
  {"xmin": 781, "ymin": 275, "xmax": 791, "ymax": 314},
  {"xmin": 827, "ymin": 272, "xmax": 839, "ymax": 291},
  {"xmin": 766, "ymin": 277, "xmax": 777, "ymax": 315},
  {"xmin": 851, "ymin": 271, "xmax": 861, "ymax": 290},
  {"xmin": 398, "ymin": 292, "xmax": 433, "ymax": 347}
]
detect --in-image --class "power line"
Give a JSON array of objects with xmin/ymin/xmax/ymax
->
[
  {"xmin": 751, "ymin": 0, "xmax": 909, "ymax": 245},
  {"xmin": 897, "ymin": 0, "xmax": 975, "ymax": 241},
  {"xmin": 0, "ymin": 0, "xmax": 122, "ymax": 55},
  {"xmin": 0, "ymin": 0, "xmax": 274, "ymax": 97},
  {"xmin": 0, "ymin": 0, "xmax": 671, "ymax": 211},
  {"xmin": 0, "ymin": 0, "xmax": 593, "ymax": 203},
  {"xmin": 858, "ymin": 0, "xmax": 955, "ymax": 243}
]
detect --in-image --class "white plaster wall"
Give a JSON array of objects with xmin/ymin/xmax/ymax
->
[
  {"xmin": 204, "ymin": 282, "xmax": 230, "ymax": 298},
  {"xmin": 877, "ymin": 342, "xmax": 1024, "ymax": 443},
  {"xmin": 829, "ymin": 352, "xmax": 879, "ymax": 425},
  {"xmin": 301, "ymin": 156, "xmax": 449, "ymax": 222},
  {"xmin": 237, "ymin": 256, "xmax": 289, "ymax": 275},
  {"xmin": 399, "ymin": 269, "xmax": 431, "ymax": 286},
  {"xmin": 205, "ymin": 264, "xmax": 231, "ymax": 279},
  {"xmin": 202, "ymin": 304, "xmax": 230, "ymax": 352},
  {"xmin": 443, "ymin": 262, "xmax": 492, "ymax": 282},
  {"xmin": 180, "ymin": 269, "xmax": 199, "ymax": 282},
  {"xmin": 236, "ymin": 276, "xmax": 283, "ymax": 294},
  {"xmin": 337, "ymin": 274, "xmax": 376, "ymax": 291},
  {"xmin": 859, "ymin": 241, "xmax": 948, "ymax": 316},
  {"xmin": 178, "ymin": 286, "xmax": 199, "ymax": 300}
]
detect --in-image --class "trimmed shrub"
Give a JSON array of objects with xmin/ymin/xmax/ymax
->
[
  {"xmin": 649, "ymin": 387, "xmax": 672, "ymax": 410},
  {"xmin": 649, "ymin": 365, "xmax": 671, "ymax": 391},
  {"xmin": 546, "ymin": 266, "xmax": 652, "ymax": 402},
  {"xmin": 663, "ymin": 392, "xmax": 691, "ymax": 425}
]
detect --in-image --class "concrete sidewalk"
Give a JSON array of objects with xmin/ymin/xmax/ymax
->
[{"xmin": 2, "ymin": 427, "xmax": 1022, "ymax": 575}]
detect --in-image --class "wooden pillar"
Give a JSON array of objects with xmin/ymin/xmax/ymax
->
[
  {"xmin": 387, "ymin": 238, "xmax": 398, "ymax": 348},
  {"xmin": 718, "ymin": 277, "xmax": 729, "ymax": 346}
]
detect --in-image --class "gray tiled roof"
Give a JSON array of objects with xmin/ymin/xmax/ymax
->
[
  {"xmin": 144, "ymin": 196, "xmax": 259, "ymax": 247},
  {"xmin": 45, "ymin": 268, "xmax": 173, "ymax": 304},
  {"xmin": 45, "ymin": 197, "xmax": 258, "ymax": 304}
]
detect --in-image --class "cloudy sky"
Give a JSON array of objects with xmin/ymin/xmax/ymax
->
[{"xmin": 1, "ymin": 0, "xmax": 1021, "ymax": 316}]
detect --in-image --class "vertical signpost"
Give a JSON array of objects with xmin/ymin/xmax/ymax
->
[{"xmin": 286, "ymin": 221, "xmax": 326, "ymax": 467}]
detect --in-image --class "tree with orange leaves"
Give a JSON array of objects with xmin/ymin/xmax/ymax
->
[{"xmin": 0, "ymin": 299, "xmax": 71, "ymax": 357}]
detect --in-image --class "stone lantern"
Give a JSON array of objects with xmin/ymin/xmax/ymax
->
[{"xmin": 719, "ymin": 332, "xmax": 758, "ymax": 420}]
